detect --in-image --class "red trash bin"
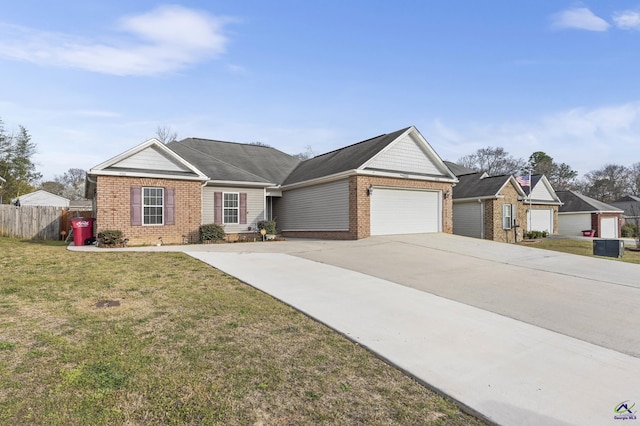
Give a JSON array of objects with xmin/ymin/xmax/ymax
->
[{"xmin": 70, "ymin": 217, "xmax": 96, "ymax": 246}]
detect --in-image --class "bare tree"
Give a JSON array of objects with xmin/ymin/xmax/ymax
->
[
  {"xmin": 457, "ymin": 146, "xmax": 525, "ymax": 176},
  {"xmin": 292, "ymin": 145, "xmax": 317, "ymax": 160},
  {"xmin": 155, "ymin": 126, "xmax": 178, "ymax": 144},
  {"xmin": 578, "ymin": 164, "xmax": 630, "ymax": 203},
  {"xmin": 248, "ymin": 141, "xmax": 272, "ymax": 148}
]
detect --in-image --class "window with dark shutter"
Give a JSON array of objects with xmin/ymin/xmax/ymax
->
[
  {"xmin": 131, "ymin": 186, "xmax": 142, "ymax": 226},
  {"xmin": 165, "ymin": 188, "xmax": 175, "ymax": 225}
]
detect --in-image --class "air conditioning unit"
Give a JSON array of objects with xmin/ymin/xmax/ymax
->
[{"xmin": 593, "ymin": 239, "xmax": 624, "ymax": 258}]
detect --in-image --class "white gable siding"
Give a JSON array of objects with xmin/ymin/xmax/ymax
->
[
  {"xmin": 202, "ymin": 186, "xmax": 265, "ymax": 233},
  {"xmin": 113, "ymin": 147, "xmax": 190, "ymax": 172},
  {"xmin": 530, "ymin": 182, "xmax": 555, "ymax": 202},
  {"xmin": 366, "ymin": 134, "xmax": 442, "ymax": 176},
  {"xmin": 558, "ymin": 213, "xmax": 591, "ymax": 236},
  {"xmin": 278, "ymin": 180, "xmax": 349, "ymax": 231},
  {"xmin": 453, "ymin": 201, "xmax": 483, "ymax": 238}
]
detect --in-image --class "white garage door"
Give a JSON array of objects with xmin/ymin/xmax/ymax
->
[
  {"xmin": 370, "ymin": 188, "xmax": 440, "ymax": 236},
  {"xmin": 528, "ymin": 209, "xmax": 553, "ymax": 233},
  {"xmin": 600, "ymin": 216, "xmax": 618, "ymax": 238}
]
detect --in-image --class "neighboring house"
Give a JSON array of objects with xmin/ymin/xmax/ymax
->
[
  {"xmin": 451, "ymin": 172, "xmax": 526, "ymax": 243},
  {"xmin": 556, "ymin": 190, "xmax": 623, "ymax": 238},
  {"xmin": 86, "ymin": 126, "xmax": 458, "ymax": 245},
  {"xmin": 610, "ymin": 195, "xmax": 640, "ymax": 224},
  {"xmin": 518, "ymin": 174, "xmax": 563, "ymax": 235},
  {"xmin": 69, "ymin": 199, "xmax": 93, "ymax": 210},
  {"xmin": 12, "ymin": 190, "xmax": 70, "ymax": 207}
]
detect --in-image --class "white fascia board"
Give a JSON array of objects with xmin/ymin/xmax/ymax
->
[
  {"xmin": 356, "ymin": 169, "xmax": 458, "ymax": 183},
  {"xmin": 205, "ymin": 180, "xmax": 274, "ymax": 188},
  {"xmin": 518, "ymin": 197, "xmax": 563, "ymax": 206},
  {"xmin": 90, "ymin": 138, "xmax": 208, "ymax": 180},
  {"xmin": 90, "ymin": 169, "xmax": 207, "ymax": 181}
]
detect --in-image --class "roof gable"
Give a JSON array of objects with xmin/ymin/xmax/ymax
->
[
  {"xmin": 284, "ymin": 126, "xmax": 456, "ymax": 186},
  {"xmin": 363, "ymin": 129, "xmax": 454, "ymax": 178},
  {"xmin": 524, "ymin": 175, "xmax": 561, "ymax": 204},
  {"xmin": 90, "ymin": 139, "xmax": 207, "ymax": 180}
]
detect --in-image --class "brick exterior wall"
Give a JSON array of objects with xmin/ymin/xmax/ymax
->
[
  {"xmin": 282, "ymin": 175, "xmax": 454, "ymax": 240},
  {"xmin": 484, "ymin": 184, "xmax": 524, "ymax": 244},
  {"xmin": 95, "ymin": 176, "xmax": 202, "ymax": 246}
]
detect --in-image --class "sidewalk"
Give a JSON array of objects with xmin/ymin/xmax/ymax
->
[{"xmin": 186, "ymin": 251, "xmax": 640, "ymax": 426}]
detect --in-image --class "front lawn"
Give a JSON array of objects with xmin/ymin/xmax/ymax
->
[
  {"xmin": 0, "ymin": 238, "xmax": 484, "ymax": 425},
  {"xmin": 519, "ymin": 238, "xmax": 640, "ymax": 264}
]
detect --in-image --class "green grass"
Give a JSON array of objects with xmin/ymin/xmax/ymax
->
[
  {"xmin": 519, "ymin": 238, "xmax": 640, "ymax": 264},
  {"xmin": 0, "ymin": 238, "xmax": 485, "ymax": 425}
]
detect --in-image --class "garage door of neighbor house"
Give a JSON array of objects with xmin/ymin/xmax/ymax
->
[
  {"xmin": 600, "ymin": 216, "xmax": 618, "ymax": 238},
  {"xmin": 370, "ymin": 188, "xmax": 440, "ymax": 236},
  {"xmin": 528, "ymin": 209, "xmax": 553, "ymax": 233}
]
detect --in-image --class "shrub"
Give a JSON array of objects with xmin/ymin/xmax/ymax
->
[
  {"xmin": 257, "ymin": 220, "xmax": 277, "ymax": 235},
  {"xmin": 622, "ymin": 224, "xmax": 638, "ymax": 238},
  {"xmin": 200, "ymin": 224, "xmax": 226, "ymax": 242},
  {"xmin": 525, "ymin": 230, "xmax": 548, "ymax": 239},
  {"xmin": 97, "ymin": 230, "xmax": 126, "ymax": 247}
]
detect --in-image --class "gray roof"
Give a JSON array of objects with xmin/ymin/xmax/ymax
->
[
  {"xmin": 283, "ymin": 127, "xmax": 411, "ymax": 185},
  {"xmin": 556, "ymin": 190, "xmax": 623, "ymax": 213},
  {"xmin": 453, "ymin": 173, "xmax": 513, "ymax": 199},
  {"xmin": 610, "ymin": 195, "xmax": 640, "ymax": 217},
  {"xmin": 167, "ymin": 138, "xmax": 301, "ymax": 184},
  {"xmin": 443, "ymin": 161, "xmax": 476, "ymax": 177}
]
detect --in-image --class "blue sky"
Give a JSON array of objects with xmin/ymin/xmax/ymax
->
[{"xmin": 1, "ymin": 1, "xmax": 640, "ymax": 181}]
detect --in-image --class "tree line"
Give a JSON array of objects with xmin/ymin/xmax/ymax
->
[{"xmin": 456, "ymin": 147, "xmax": 640, "ymax": 203}]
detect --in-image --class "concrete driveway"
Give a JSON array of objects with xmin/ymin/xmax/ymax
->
[{"xmin": 71, "ymin": 233, "xmax": 640, "ymax": 425}]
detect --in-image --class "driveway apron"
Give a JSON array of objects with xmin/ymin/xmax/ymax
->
[{"xmin": 185, "ymin": 239, "xmax": 640, "ymax": 426}]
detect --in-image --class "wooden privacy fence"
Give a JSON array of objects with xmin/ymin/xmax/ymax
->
[{"xmin": 0, "ymin": 205, "xmax": 93, "ymax": 240}]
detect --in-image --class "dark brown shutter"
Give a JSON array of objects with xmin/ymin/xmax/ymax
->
[
  {"xmin": 214, "ymin": 191, "xmax": 222, "ymax": 225},
  {"xmin": 165, "ymin": 188, "xmax": 175, "ymax": 225},
  {"xmin": 240, "ymin": 193, "xmax": 247, "ymax": 224},
  {"xmin": 131, "ymin": 186, "xmax": 142, "ymax": 226}
]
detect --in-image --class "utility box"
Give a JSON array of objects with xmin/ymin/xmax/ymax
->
[{"xmin": 593, "ymin": 239, "xmax": 624, "ymax": 258}]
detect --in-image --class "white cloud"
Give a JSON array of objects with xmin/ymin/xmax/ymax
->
[
  {"xmin": 430, "ymin": 102, "xmax": 640, "ymax": 176},
  {"xmin": 0, "ymin": 5, "xmax": 231, "ymax": 76},
  {"xmin": 613, "ymin": 10, "xmax": 640, "ymax": 30},
  {"xmin": 551, "ymin": 7, "xmax": 610, "ymax": 32}
]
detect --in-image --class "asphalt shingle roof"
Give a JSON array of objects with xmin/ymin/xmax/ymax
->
[
  {"xmin": 443, "ymin": 161, "xmax": 477, "ymax": 177},
  {"xmin": 452, "ymin": 173, "xmax": 513, "ymax": 199},
  {"xmin": 556, "ymin": 190, "xmax": 623, "ymax": 213},
  {"xmin": 167, "ymin": 138, "xmax": 301, "ymax": 184},
  {"xmin": 283, "ymin": 127, "xmax": 411, "ymax": 185}
]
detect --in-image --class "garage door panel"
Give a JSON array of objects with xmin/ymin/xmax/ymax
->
[
  {"xmin": 371, "ymin": 188, "xmax": 440, "ymax": 236},
  {"xmin": 528, "ymin": 209, "xmax": 553, "ymax": 233},
  {"xmin": 600, "ymin": 217, "xmax": 618, "ymax": 238}
]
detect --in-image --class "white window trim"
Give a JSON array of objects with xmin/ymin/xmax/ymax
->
[
  {"xmin": 502, "ymin": 204, "xmax": 513, "ymax": 230},
  {"xmin": 143, "ymin": 187, "xmax": 164, "ymax": 226},
  {"xmin": 223, "ymin": 192, "xmax": 240, "ymax": 224}
]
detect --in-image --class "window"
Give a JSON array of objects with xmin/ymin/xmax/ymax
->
[
  {"xmin": 143, "ymin": 187, "xmax": 164, "ymax": 225},
  {"xmin": 502, "ymin": 204, "xmax": 513, "ymax": 230},
  {"xmin": 223, "ymin": 192, "xmax": 239, "ymax": 224}
]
